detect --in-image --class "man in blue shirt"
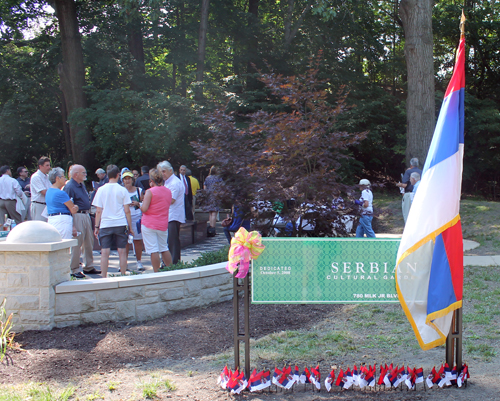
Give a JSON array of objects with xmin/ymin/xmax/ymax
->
[{"xmin": 64, "ymin": 164, "xmax": 100, "ymax": 278}]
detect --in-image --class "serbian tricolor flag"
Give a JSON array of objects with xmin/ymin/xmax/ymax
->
[
  {"xmin": 272, "ymin": 367, "xmax": 283, "ymax": 387},
  {"xmin": 415, "ymin": 367, "xmax": 424, "ymax": 384},
  {"xmin": 364, "ymin": 366, "xmax": 375, "ymax": 387},
  {"xmin": 396, "ymin": 13, "xmax": 466, "ymax": 351},
  {"xmin": 335, "ymin": 368, "xmax": 345, "ymax": 388},
  {"xmin": 324, "ymin": 369, "xmax": 335, "ymax": 392},
  {"xmin": 217, "ymin": 366, "xmax": 230, "ymax": 389},
  {"xmin": 457, "ymin": 364, "xmax": 469, "ymax": 387},
  {"xmin": 310, "ymin": 365, "xmax": 321, "ymax": 390},
  {"xmin": 248, "ymin": 369, "xmax": 262, "ymax": 392},
  {"xmin": 299, "ymin": 367, "xmax": 311, "ymax": 384},
  {"xmin": 259, "ymin": 370, "xmax": 272, "ymax": 390}
]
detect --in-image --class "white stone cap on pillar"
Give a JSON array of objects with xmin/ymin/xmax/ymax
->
[{"xmin": 0, "ymin": 221, "xmax": 77, "ymax": 251}]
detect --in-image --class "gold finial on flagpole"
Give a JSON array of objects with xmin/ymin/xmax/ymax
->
[{"xmin": 460, "ymin": 10, "xmax": 466, "ymax": 38}]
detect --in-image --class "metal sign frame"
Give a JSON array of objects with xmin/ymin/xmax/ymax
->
[{"xmin": 233, "ymin": 237, "xmax": 463, "ymax": 378}]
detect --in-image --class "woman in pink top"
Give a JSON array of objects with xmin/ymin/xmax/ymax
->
[{"xmin": 140, "ymin": 169, "xmax": 172, "ymax": 272}]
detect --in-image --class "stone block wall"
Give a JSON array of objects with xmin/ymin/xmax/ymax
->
[
  {"xmin": 53, "ymin": 263, "xmax": 232, "ymax": 328},
  {"xmin": 0, "ymin": 241, "xmax": 74, "ymax": 330},
  {"xmin": 1, "ymin": 234, "xmax": 232, "ymax": 331}
]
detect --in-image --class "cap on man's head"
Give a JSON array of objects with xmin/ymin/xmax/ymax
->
[
  {"xmin": 95, "ymin": 168, "xmax": 105, "ymax": 175},
  {"xmin": 359, "ymin": 179, "xmax": 371, "ymax": 186},
  {"xmin": 122, "ymin": 171, "xmax": 134, "ymax": 179}
]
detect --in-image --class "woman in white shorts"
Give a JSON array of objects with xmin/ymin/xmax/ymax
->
[
  {"xmin": 46, "ymin": 167, "xmax": 78, "ymax": 239},
  {"xmin": 140, "ymin": 169, "xmax": 172, "ymax": 272},
  {"xmin": 122, "ymin": 171, "xmax": 144, "ymax": 271}
]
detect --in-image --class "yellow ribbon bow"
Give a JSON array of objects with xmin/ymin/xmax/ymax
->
[{"xmin": 226, "ymin": 227, "xmax": 265, "ymax": 278}]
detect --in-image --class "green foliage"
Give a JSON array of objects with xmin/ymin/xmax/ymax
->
[
  {"xmin": 0, "ymin": 298, "xmax": 21, "ymax": 362},
  {"xmin": 70, "ymin": 89, "xmax": 204, "ymax": 167},
  {"xmin": 194, "ymin": 61, "xmax": 367, "ymax": 235},
  {"xmin": 1, "ymin": 0, "xmax": 499, "ymax": 194},
  {"xmin": 0, "ymin": 33, "xmax": 67, "ymax": 170},
  {"xmin": 159, "ymin": 246, "xmax": 229, "ymax": 272}
]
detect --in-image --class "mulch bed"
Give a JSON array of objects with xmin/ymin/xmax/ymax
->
[{"xmin": 1, "ymin": 301, "xmax": 339, "ymax": 384}]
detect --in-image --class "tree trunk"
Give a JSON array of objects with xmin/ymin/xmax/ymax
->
[
  {"xmin": 195, "ymin": 0, "xmax": 210, "ymax": 101},
  {"xmin": 246, "ymin": 0, "xmax": 259, "ymax": 90},
  {"xmin": 58, "ymin": 91, "xmax": 72, "ymax": 158},
  {"xmin": 283, "ymin": 0, "xmax": 312, "ymax": 51},
  {"xmin": 400, "ymin": 0, "xmax": 435, "ymax": 167},
  {"xmin": 53, "ymin": 0, "xmax": 92, "ymax": 167},
  {"xmin": 128, "ymin": 21, "xmax": 146, "ymax": 91}
]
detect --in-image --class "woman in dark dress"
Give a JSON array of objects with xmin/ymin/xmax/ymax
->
[{"xmin": 203, "ymin": 166, "xmax": 223, "ymax": 231}]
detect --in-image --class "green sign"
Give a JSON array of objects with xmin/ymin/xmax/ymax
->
[{"xmin": 252, "ymin": 238, "xmax": 401, "ymax": 304}]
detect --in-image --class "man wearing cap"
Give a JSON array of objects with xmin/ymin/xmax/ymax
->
[
  {"xmin": 30, "ymin": 156, "xmax": 51, "ymax": 221},
  {"xmin": 355, "ymin": 179, "xmax": 375, "ymax": 238},
  {"xmin": 64, "ymin": 164, "xmax": 101, "ymax": 278},
  {"xmin": 95, "ymin": 168, "xmax": 108, "ymax": 189},
  {"xmin": 0, "ymin": 165, "xmax": 23, "ymax": 225}
]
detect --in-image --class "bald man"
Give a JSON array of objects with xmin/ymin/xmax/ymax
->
[{"xmin": 64, "ymin": 164, "xmax": 100, "ymax": 278}]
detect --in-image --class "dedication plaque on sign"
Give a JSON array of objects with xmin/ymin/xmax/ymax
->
[{"xmin": 252, "ymin": 238, "xmax": 400, "ymax": 304}]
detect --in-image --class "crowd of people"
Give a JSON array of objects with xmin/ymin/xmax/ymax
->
[
  {"xmin": 0, "ymin": 154, "xmax": 426, "ymax": 277},
  {"xmin": 0, "ymin": 157, "xmax": 200, "ymax": 279}
]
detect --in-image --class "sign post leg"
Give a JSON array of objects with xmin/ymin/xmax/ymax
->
[
  {"xmin": 445, "ymin": 308, "xmax": 462, "ymax": 368},
  {"xmin": 233, "ymin": 275, "xmax": 251, "ymax": 378}
]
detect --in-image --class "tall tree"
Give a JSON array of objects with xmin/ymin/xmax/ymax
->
[
  {"xmin": 195, "ymin": 0, "xmax": 210, "ymax": 101},
  {"xmin": 399, "ymin": 0, "xmax": 435, "ymax": 166},
  {"xmin": 51, "ymin": 0, "xmax": 92, "ymax": 167}
]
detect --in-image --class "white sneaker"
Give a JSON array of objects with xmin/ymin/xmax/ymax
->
[{"xmin": 136, "ymin": 261, "xmax": 145, "ymax": 271}]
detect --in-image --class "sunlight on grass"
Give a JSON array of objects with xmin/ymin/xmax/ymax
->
[
  {"xmin": 0, "ymin": 383, "xmax": 76, "ymax": 401},
  {"xmin": 107, "ymin": 381, "xmax": 120, "ymax": 391},
  {"xmin": 466, "ymin": 343, "xmax": 497, "ymax": 361},
  {"xmin": 85, "ymin": 390, "xmax": 104, "ymax": 400},
  {"xmin": 137, "ymin": 376, "xmax": 176, "ymax": 399}
]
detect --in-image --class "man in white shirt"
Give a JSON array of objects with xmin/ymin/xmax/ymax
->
[
  {"xmin": 0, "ymin": 165, "xmax": 23, "ymax": 225},
  {"xmin": 30, "ymin": 156, "xmax": 51, "ymax": 221},
  {"xmin": 158, "ymin": 160, "xmax": 185, "ymax": 265},
  {"xmin": 92, "ymin": 165, "xmax": 134, "ymax": 277}
]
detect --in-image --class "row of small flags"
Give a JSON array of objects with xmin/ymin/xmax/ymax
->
[{"xmin": 218, "ymin": 363, "xmax": 469, "ymax": 394}]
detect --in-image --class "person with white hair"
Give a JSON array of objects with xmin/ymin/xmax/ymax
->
[
  {"xmin": 355, "ymin": 179, "xmax": 375, "ymax": 238},
  {"xmin": 396, "ymin": 157, "xmax": 422, "ymax": 223},
  {"xmin": 64, "ymin": 164, "xmax": 100, "ymax": 278},
  {"xmin": 46, "ymin": 167, "xmax": 78, "ymax": 240},
  {"xmin": 409, "ymin": 172, "xmax": 421, "ymax": 202},
  {"xmin": 157, "ymin": 160, "xmax": 185, "ymax": 264},
  {"xmin": 95, "ymin": 168, "xmax": 108, "ymax": 189}
]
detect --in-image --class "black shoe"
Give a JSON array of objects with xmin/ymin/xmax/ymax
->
[
  {"xmin": 84, "ymin": 268, "xmax": 101, "ymax": 275},
  {"xmin": 71, "ymin": 272, "xmax": 86, "ymax": 279}
]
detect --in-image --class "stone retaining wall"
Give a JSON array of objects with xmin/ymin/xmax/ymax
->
[
  {"xmin": 0, "ymin": 241, "xmax": 75, "ymax": 330},
  {"xmin": 53, "ymin": 263, "xmax": 232, "ymax": 328}
]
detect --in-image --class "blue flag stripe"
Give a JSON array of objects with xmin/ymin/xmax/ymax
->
[
  {"xmin": 424, "ymin": 88, "xmax": 464, "ymax": 172},
  {"xmin": 426, "ymin": 233, "xmax": 457, "ymax": 315}
]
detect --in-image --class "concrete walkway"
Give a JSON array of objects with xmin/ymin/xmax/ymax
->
[
  {"xmin": 83, "ymin": 232, "xmax": 496, "ymax": 279},
  {"xmin": 88, "ymin": 222, "xmax": 229, "ymax": 277}
]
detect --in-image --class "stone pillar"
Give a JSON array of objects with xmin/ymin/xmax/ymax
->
[{"xmin": 0, "ymin": 221, "xmax": 77, "ymax": 330}]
